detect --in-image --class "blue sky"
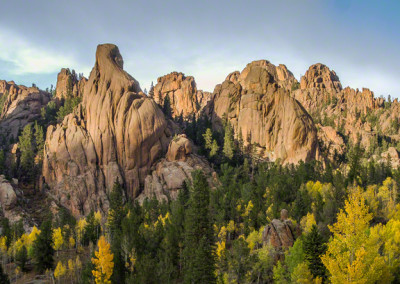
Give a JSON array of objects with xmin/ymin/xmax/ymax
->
[{"xmin": 0, "ymin": 0, "xmax": 399, "ymax": 97}]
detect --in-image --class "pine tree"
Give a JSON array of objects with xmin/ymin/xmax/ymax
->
[
  {"xmin": 303, "ymin": 225, "xmax": 327, "ymax": 279},
  {"xmin": 203, "ymin": 128, "xmax": 213, "ymax": 150},
  {"xmin": 92, "ymin": 236, "xmax": 114, "ymax": 284},
  {"xmin": 33, "ymin": 219, "xmax": 54, "ymax": 273},
  {"xmin": 19, "ymin": 124, "xmax": 34, "ymax": 179},
  {"xmin": 210, "ymin": 140, "xmax": 219, "ymax": 157},
  {"xmin": 107, "ymin": 181, "xmax": 126, "ymax": 283},
  {"xmin": 223, "ymin": 123, "xmax": 234, "ymax": 160},
  {"xmin": 162, "ymin": 95, "xmax": 172, "ymax": 118},
  {"xmin": 183, "ymin": 170, "xmax": 216, "ymax": 284},
  {"xmin": 34, "ymin": 121, "xmax": 44, "ymax": 160},
  {"xmin": 15, "ymin": 245, "xmax": 28, "ymax": 271},
  {"xmin": 0, "ymin": 263, "xmax": 9, "ymax": 284}
]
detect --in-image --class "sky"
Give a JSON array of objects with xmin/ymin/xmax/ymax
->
[{"xmin": 0, "ymin": 0, "xmax": 399, "ymax": 97}]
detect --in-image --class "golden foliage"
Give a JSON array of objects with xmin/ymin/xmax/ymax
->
[
  {"xmin": 54, "ymin": 261, "xmax": 66, "ymax": 279},
  {"xmin": 92, "ymin": 236, "xmax": 114, "ymax": 284}
]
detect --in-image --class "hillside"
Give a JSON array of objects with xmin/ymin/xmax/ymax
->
[{"xmin": 0, "ymin": 44, "xmax": 399, "ymax": 283}]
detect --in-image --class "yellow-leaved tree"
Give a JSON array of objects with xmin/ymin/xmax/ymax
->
[
  {"xmin": 52, "ymin": 227, "xmax": 64, "ymax": 255},
  {"xmin": 92, "ymin": 236, "xmax": 114, "ymax": 284},
  {"xmin": 321, "ymin": 187, "xmax": 390, "ymax": 283},
  {"xmin": 54, "ymin": 261, "xmax": 66, "ymax": 282}
]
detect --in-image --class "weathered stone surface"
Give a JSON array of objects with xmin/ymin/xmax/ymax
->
[
  {"xmin": 137, "ymin": 135, "xmax": 216, "ymax": 203},
  {"xmin": 43, "ymin": 44, "xmax": 170, "ymax": 216},
  {"xmin": 381, "ymin": 147, "xmax": 400, "ymax": 168},
  {"xmin": 0, "ymin": 81, "xmax": 51, "ymax": 140},
  {"xmin": 55, "ymin": 68, "xmax": 87, "ymax": 99},
  {"xmin": 300, "ymin": 63, "xmax": 342, "ymax": 92},
  {"xmin": 152, "ymin": 72, "xmax": 212, "ymax": 119},
  {"xmin": 0, "ymin": 175, "xmax": 17, "ymax": 210},
  {"xmin": 208, "ymin": 60, "xmax": 320, "ymax": 164},
  {"xmin": 262, "ymin": 209, "xmax": 299, "ymax": 261}
]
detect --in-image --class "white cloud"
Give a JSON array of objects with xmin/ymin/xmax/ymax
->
[{"xmin": 0, "ymin": 28, "xmax": 90, "ymax": 75}]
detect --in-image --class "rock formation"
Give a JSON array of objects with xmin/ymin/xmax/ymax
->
[
  {"xmin": 43, "ymin": 44, "xmax": 171, "ymax": 216},
  {"xmin": 152, "ymin": 72, "xmax": 212, "ymax": 119},
  {"xmin": 0, "ymin": 81, "xmax": 51, "ymax": 140},
  {"xmin": 55, "ymin": 68, "xmax": 87, "ymax": 99},
  {"xmin": 262, "ymin": 209, "xmax": 299, "ymax": 260},
  {"xmin": 300, "ymin": 63, "xmax": 342, "ymax": 92},
  {"xmin": 137, "ymin": 134, "xmax": 216, "ymax": 203},
  {"xmin": 0, "ymin": 175, "xmax": 17, "ymax": 211},
  {"xmin": 208, "ymin": 60, "xmax": 320, "ymax": 164}
]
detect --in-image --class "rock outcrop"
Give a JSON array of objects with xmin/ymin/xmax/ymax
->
[
  {"xmin": 262, "ymin": 209, "xmax": 299, "ymax": 259},
  {"xmin": 292, "ymin": 63, "xmax": 396, "ymax": 157},
  {"xmin": 0, "ymin": 175, "xmax": 17, "ymax": 210},
  {"xmin": 55, "ymin": 68, "xmax": 87, "ymax": 99},
  {"xmin": 208, "ymin": 60, "xmax": 320, "ymax": 164},
  {"xmin": 137, "ymin": 134, "xmax": 216, "ymax": 203},
  {"xmin": 43, "ymin": 44, "xmax": 171, "ymax": 216},
  {"xmin": 152, "ymin": 72, "xmax": 212, "ymax": 119},
  {"xmin": 0, "ymin": 81, "xmax": 51, "ymax": 140},
  {"xmin": 300, "ymin": 63, "xmax": 342, "ymax": 92}
]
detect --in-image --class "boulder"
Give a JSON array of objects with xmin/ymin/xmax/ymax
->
[
  {"xmin": 0, "ymin": 175, "xmax": 17, "ymax": 210},
  {"xmin": 137, "ymin": 136, "xmax": 216, "ymax": 203}
]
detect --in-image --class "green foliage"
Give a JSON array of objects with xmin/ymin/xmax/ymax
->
[
  {"xmin": 291, "ymin": 82, "xmax": 300, "ymax": 91},
  {"xmin": 18, "ymin": 124, "xmax": 34, "ymax": 180},
  {"xmin": 223, "ymin": 122, "xmax": 234, "ymax": 160},
  {"xmin": 15, "ymin": 245, "xmax": 28, "ymax": 271},
  {"xmin": 303, "ymin": 225, "xmax": 327, "ymax": 279},
  {"xmin": 56, "ymin": 97, "xmax": 82, "ymax": 121},
  {"xmin": 108, "ymin": 180, "xmax": 127, "ymax": 284},
  {"xmin": 0, "ymin": 263, "xmax": 10, "ymax": 284},
  {"xmin": 0, "ymin": 92, "xmax": 8, "ymax": 115},
  {"xmin": 183, "ymin": 170, "xmax": 216, "ymax": 284},
  {"xmin": 33, "ymin": 219, "xmax": 54, "ymax": 273},
  {"xmin": 162, "ymin": 95, "xmax": 172, "ymax": 118}
]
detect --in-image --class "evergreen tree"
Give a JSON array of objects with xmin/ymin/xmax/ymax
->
[
  {"xmin": 33, "ymin": 219, "xmax": 54, "ymax": 273},
  {"xmin": 15, "ymin": 245, "xmax": 28, "ymax": 271},
  {"xmin": 223, "ymin": 123, "xmax": 234, "ymax": 160},
  {"xmin": 303, "ymin": 225, "xmax": 327, "ymax": 279},
  {"xmin": 162, "ymin": 95, "xmax": 172, "ymax": 118},
  {"xmin": 210, "ymin": 140, "xmax": 219, "ymax": 157},
  {"xmin": 107, "ymin": 181, "xmax": 126, "ymax": 284},
  {"xmin": 34, "ymin": 121, "xmax": 44, "ymax": 158},
  {"xmin": 183, "ymin": 171, "xmax": 216, "ymax": 284},
  {"xmin": 203, "ymin": 128, "xmax": 213, "ymax": 150},
  {"xmin": 0, "ymin": 149, "xmax": 5, "ymax": 174},
  {"xmin": 19, "ymin": 124, "xmax": 34, "ymax": 179},
  {"xmin": 0, "ymin": 263, "xmax": 10, "ymax": 284}
]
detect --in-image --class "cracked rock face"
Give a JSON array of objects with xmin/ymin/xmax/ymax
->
[
  {"xmin": 137, "ymin": 135, "xmax": 216, "ymax": 203},
  {"xmin": 262, "ymin": 209, "xmax": 300, "ymax": 260},
  {"xmin": 152, "ymin": 72, "xmax": 212, "ymax": 120},
  {"xmin": 208, "ymin": 60, "xmax": 320, "ymax": 164},
  {"xmin": 42, "ymin": 44, "xmax": 170, "ymax": 217},
  {"xmin": 0, "ymin": 81, "xmax": 51, "ymax": 140}
]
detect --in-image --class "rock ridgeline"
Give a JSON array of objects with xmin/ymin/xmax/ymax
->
[
  {"xmin": 151, "ymin": 72, "xmax": 212, "ymax": 120},
  {"xmin": 292, "ymin": 63, "xmax": 400, "ymax": 164},
  {"xmin": 0, "ymin": 81, "xmax": 51, "ymax": 140},
  {"xmin": 0, "ymin": 42, "xmax": 393, "ymax": 217},
  {"xmin": 42, "ymin": 44, "xmax": 171, "ymax": 216}
]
